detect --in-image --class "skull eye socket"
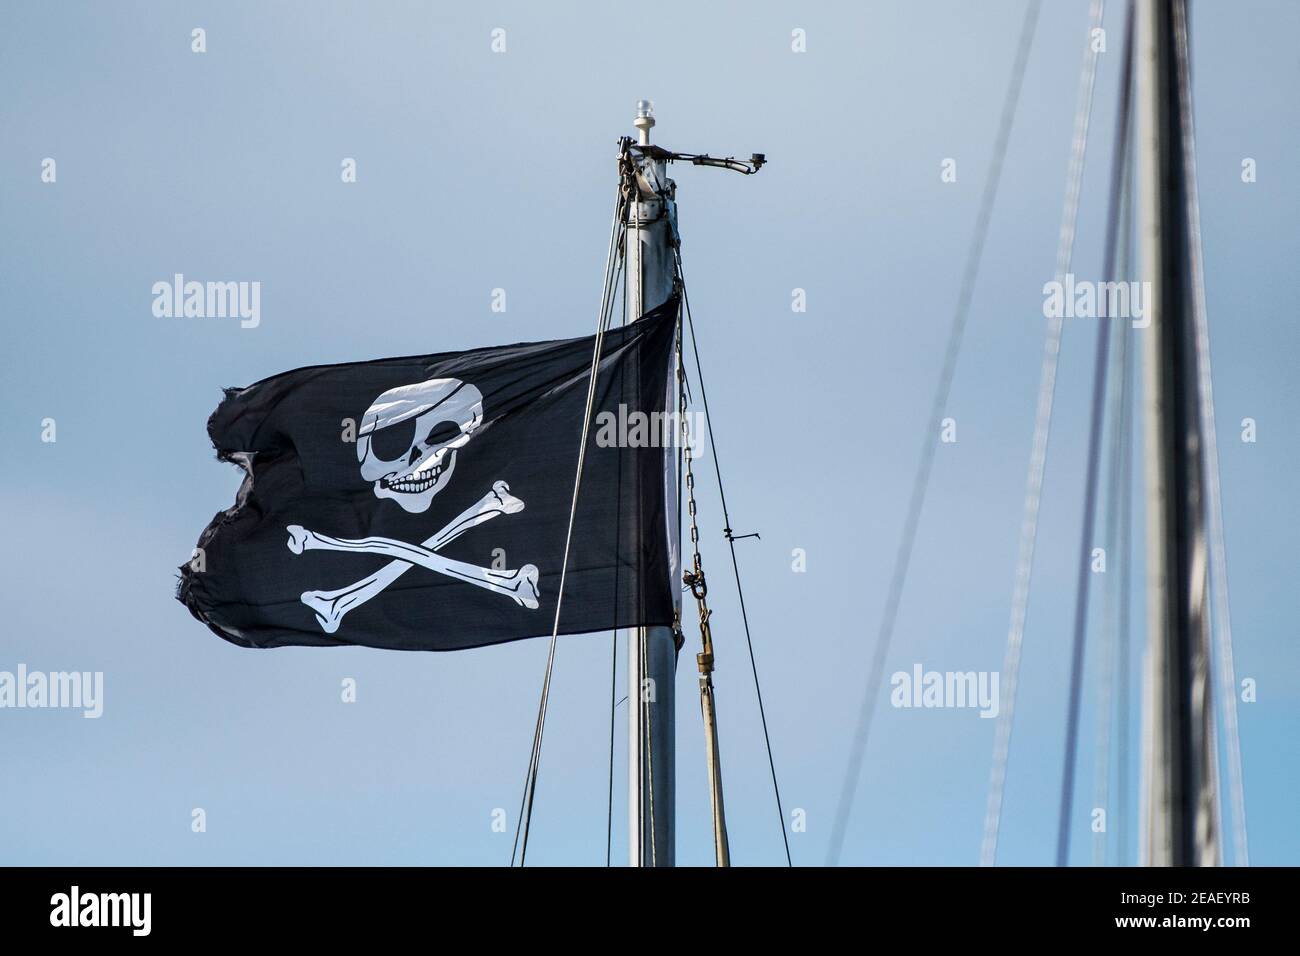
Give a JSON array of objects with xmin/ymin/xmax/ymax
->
[
  {"xmin": 369, "ymin": 417, "xmax": 418, "ymax": 462},
  {"xmin": 425, "ymin": 421, "xmax": 462, "ymax": 447}
]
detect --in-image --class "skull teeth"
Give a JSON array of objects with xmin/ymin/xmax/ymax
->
[{"xmin": 382, "ymin": 461, "xmax": 445, "ymax": 494}]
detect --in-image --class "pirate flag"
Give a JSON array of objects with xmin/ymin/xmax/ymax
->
[{"xmin": 178, "ymin": 298, "xmax": 679, "ymax": 652}]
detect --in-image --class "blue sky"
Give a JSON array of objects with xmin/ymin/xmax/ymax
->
[{"xmin": 0, "ymin": 0, "xmax": 1295, "ymax": 866}]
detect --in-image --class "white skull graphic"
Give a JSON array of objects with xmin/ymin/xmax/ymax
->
[{"xmin": 357, "ymin": 378, "xmax": 484, "ymax": 513}]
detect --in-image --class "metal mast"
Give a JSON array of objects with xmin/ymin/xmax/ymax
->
[
  {"xmin": 625, "ymin": 99, "xmax": 678, "ymax": 867},
  {"xmin": 1135, "ymin": 0, "xmax": 1220, "ymax": 867}
]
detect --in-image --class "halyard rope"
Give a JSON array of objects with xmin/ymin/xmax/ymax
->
[
  {"xmin": 674, "ymin": 247, "xmax": 792, "ymax": 866},
  {"xmin": 1175, "ymin": 0, "xmax": 1249, "ymax": 866},
  {"xmin": 1057, "ymin": 0, "xmax": 1134, "ymax": 867},
  {"xmin": 826, "ymin": 0, "xmax": 1043, "ymax": 867},
  {"xmin": 512, "ymin": 185, "xmax": 627, "ymax": 865},
  {"xmin": 981, "ymin": 0, "xmax": 1106, "ymax": 867}
]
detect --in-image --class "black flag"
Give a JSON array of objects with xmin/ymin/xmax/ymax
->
[{"xmin": 179, "ymin": 298, "xmax": 679, "ymax": 652}]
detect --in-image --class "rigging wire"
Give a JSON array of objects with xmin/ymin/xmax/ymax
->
[
  {"xmin": 1057, "ymin": 0, "xmax": 1134, "ymax": 867},
  {"xmin": 1093, "ymin": 586, "xmax": 1116, "ymax": 863},
  {"xmin": 605, "ymin": 260, "xmax": 630, "ymax": 868},
  {"xmin": 673, "ymin": 246, "xmax": 793, "ymax": 867},
  {"xmin": 1095, "ymin": 91, "xmax": 1137, "ymax": 868},
  {"xmin": 606, "ymin": 625, "xmax": 618, "ymax": 866},
  {"xmin": 681, "ymin": 365, "xmax": 733, "ymax": 865},
  {"xmin": 511, "ymin": 188, "xmax": 627, "ymax": 866},
  {"xmin": 981, "ymin": 0, "xmax": 1106, "ymax": 868},
  {"xmin": 824, "ymin": 0, "xmax": 1043, "ymax": 867},
  {"xmin": 1112, "ymin": 306, "xmax": 1133, "ymax": 868},
  {"xmin": 1175, "ymin": 0, "xmax": 1249, "ymax": 866},
  {"xmin": 641, "ymin": 595, "xmax": 658, "ymax": 865},
  {"xmin": 1115, "ymin": 313, "xmax": 1134, "ymax": 866}
]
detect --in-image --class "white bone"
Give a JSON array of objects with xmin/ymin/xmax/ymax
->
[
  {"xmin": 293, "ymin": 527, "xmax": 539, "ymax": 607},
  {"xmin": 289, "ymin": 481, "xmax": 530, "ymax": 633}
]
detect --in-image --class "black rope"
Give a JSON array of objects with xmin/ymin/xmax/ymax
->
[
  {"xmin": 605, "ymin": 483, "xmax": 621, "ymax": 867},
  {"xmin": 674, "ymin": 247, "xmax": 793, "ymax": 867},
  {"xmin": 605, "ymin": 630, "xmax": 618, "ymax": 866},
  {"xmin": 1095, "ymin": 106, "xmax": 1136, "ymax": 868},
  {"xmin": 826, "ymin": 0, "xmax": 1042, "ymax": 866},
  {"xmin": 1116, "ymin": 317, "xmax": 1134, "ymax": 866},
  {"xmin": 1101, "ymin": 261, "xmax": 1135, "ymax": 866},
  {"xmin": 605, "ymin": 256, "xmax": 629, "ymax": 868},
  {"xmin": 1056, "ymin": 1, "xmax": 1135, "ymax": 867},
  {"xmin": 511, "ymin": 188, "xmax": 627, "ymax": 866},
  {"xmin": 1097, "ymin": 28, "xmax": 1138, "ymax": 867}
]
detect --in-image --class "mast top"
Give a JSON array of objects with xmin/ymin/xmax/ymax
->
[{"xmin": 634, "ymin": 99, "xmax": 655, "ymax": 145}]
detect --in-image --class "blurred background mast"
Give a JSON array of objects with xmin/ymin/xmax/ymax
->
[{"xmin": 1136, "ymin": 0, "xmax": 1220, "ymax": 867}]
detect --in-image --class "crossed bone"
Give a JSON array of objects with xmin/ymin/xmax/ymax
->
[{"xmin": 285, "ymin": 480, "xmax": 540, "ymax": 634}]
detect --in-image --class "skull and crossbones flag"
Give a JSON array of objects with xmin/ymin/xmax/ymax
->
[{"xmin": 178, "ymin": 297, "xmax": 679, "ymax": 652}]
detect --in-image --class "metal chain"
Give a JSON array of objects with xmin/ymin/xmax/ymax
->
[
  {"xmin": 679, "ymin": 368, "xmax": 731, "ymax": 865},
  {"xmin": 681, "ymin": 389, "xmax": 705, "ymax": 602}
]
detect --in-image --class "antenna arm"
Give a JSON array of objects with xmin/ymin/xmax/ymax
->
[{"xmin": 643, "ymin": 144, "xmax": 767, "ymax": 175}]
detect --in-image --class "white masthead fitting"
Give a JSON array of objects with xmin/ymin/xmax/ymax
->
[{"xmin": 634, "ymin": 99, "xmax": 655, "ymax": 145}]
